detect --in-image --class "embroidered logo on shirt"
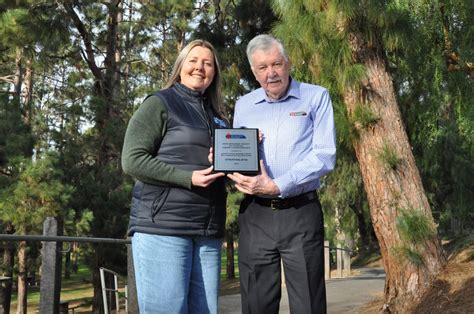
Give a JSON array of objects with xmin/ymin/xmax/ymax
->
[{"xmin": 289, "ymin": 111, "xmax": 307, "ymax": 116}]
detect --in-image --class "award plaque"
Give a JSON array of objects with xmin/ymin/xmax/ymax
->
[{"xmin": 213, "ymin": 128, "xmax": 259, "ymax": 175}]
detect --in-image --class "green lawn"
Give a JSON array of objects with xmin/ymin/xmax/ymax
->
[{"xmin": 9, "ymin": 263, "xmax": 94, "ymax": 313}]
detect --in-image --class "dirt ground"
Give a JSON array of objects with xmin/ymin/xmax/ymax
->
[{"xmin": 356, "ymin": 238, "xmax": 474, "ymax": 313}]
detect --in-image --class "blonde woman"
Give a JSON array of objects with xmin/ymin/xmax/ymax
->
[{"xmin": 122, "ymin": 40, "xmax": 228, "ymax": 313}]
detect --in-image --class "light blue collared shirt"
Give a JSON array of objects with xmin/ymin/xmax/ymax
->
[{"xmin": 233, "ymin": 79, "xmax": 336, "ymax": 198}]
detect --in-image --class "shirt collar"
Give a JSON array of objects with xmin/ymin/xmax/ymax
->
[{"xmin": 254, "ymin": 78, "xmax": 301, "ymax": 105}]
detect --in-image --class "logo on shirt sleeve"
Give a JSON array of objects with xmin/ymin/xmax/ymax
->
[{"xmin": 213, "ymin": 117, "xmax": 227, "ymax": 127}]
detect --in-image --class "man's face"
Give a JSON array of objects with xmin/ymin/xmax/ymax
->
[{"xmin": 251, "ymin": 45, "xmax": 290, "ymax": 100}]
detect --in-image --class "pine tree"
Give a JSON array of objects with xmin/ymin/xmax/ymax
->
[
  {"xmin": 0, "ymin": 2, "xmax": 43, "ymax": 311},
  {"xmin": 0, "ymin": 155, "xmax": 73, "ymax": 313},
  {"xmin": 393, "ymin": 0, "xmax": 473, "ymax": 236},
  {"xmin": 272, "ymin": 1, "xmax": 446, "ymax": 310}
]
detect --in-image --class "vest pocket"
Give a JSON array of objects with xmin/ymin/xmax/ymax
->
[{"xmin": 151, "ymin": 187, "xmax": 170, "ymax": 222}]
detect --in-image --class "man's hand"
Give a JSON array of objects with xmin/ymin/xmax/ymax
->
[
  {"xmin": 227, "ymin": 160, "xmax": 280, "ymax": 196},
  {"xmin": 192, "ymin": 166, "xmax": 225, "ymax": 187}
]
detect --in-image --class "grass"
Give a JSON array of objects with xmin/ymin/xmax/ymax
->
[
  {"xmin": 8, "ymin": 249, "xmax": 240, "ymax": 312},
  {"xmin": 9, "ymin": 263, "xmax": 94, "ymax": 313}
]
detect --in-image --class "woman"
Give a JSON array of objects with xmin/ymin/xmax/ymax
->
[{"xmin": 122, "ymin": 40, "xmax": 228, "ymax": 313}]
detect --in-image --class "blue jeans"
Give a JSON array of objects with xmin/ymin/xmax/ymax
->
[{"xmin": 132, "ymin": 233, "xmax": 222, "ymax": 314}]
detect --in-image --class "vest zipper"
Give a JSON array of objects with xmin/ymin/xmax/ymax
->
[
  {"xmin": 200, "ymin": 98, "xmax": 213, "ymax": 140},
  {"xmin": 200, "ymin": 97, "xmax": 213, "ymax": 235}
]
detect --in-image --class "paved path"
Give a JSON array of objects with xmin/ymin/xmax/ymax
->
[{"xmin": 218, "ymin": 267, "xmax": 385, "ymax": 313}]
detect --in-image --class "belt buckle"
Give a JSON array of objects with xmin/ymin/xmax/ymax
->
[{"xmin": 270, "ymin": 199, "xmax": 280, "ymax": 210}]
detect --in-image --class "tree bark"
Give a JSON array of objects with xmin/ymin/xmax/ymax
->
[
  {"xmin": 16, "ymin": 241, "xmax": 27, "ymax": 314},
  {"xmin": 22, "ymin": 60, "xmax": 34, "ymax": 126},
  {"xmin": 13, "ymin": 48, "xmax": 23, "ymax": 98},
  {"xmin": 1, "ymin": 223, "xmax": 15, "ymax": 313},
  {"xmin": 344, "ymin": 32, "xmax": 446, "ymax": 312},
  {"xmin": 225, "ymin": 226, "xmax": 235, "ymax": 279},
  {"xmin": 92, "ymin": 246, "xmax": 105, "ymax": 313},
  {"xmin": 64, "ymin": 250, "xmax": 71, "ymax": 280}
]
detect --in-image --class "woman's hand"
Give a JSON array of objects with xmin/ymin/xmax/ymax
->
[
  {"xmin": 208, "ymin": 147, "xmax": 214, "ymax": 164},
  {"xmin": 192, "ymin": 166, "xmax": 225, "ymax": 187}
]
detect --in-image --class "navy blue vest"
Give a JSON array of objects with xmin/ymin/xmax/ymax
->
[{"xmin": 128, "ymin": 83, "xmax": 227, "ymax": 237}]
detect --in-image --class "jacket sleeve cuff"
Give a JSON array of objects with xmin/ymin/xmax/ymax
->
[{"xmin": 175, "ymin": 169, "xmax": 194, "ymax": 190}]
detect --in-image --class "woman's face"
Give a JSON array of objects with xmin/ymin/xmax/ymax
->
[{"xmin": 180, "ymin": 46, "xmax": 215, "ymax": 92}]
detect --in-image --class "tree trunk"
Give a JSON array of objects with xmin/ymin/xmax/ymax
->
[
  {"xmin": 13, "ymin": 48, "xmax": 23, "ymax": 97},
  {"xmin": 22, "ymin": 59, "xmax": 34, "ymax": 125},
  {"xmin": 350, "ymin": 203, "xmax": 369, "ymax": 248},
  {"xmin": 225, "ymin": 227, "xmax": 235, "ymax": 279},
  {"xmin": 92, "ymin": 246, "xmax": 105, "ymax": 314},
  {"xmin": 16, "ymin": 241, "xmax": 27, "ymax": 314},
  {"xmin": 72, "ymin": 242, "xmax": 79, "ymax": 273},
  {"xmin": 64, "ymin": 250, "xmax": 71, "ymax": 280},
  {"xmin": 344, "ymin": 32, "xmax": 446, "ymax": 312},
  {"xmin": 1, "ymin": 223, "xmax": 15, "ymax": 313},
  {"xmin": 96, "ymin": 0, "xmax": 121, "ymax": 169},
  {"xmin": 65, "ymin": 2, "xmax": 123, "ymax": 311}
]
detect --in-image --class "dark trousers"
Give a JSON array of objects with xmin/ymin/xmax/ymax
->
[{"xmin": 238, "ymin": 194, "xmax": 327, "ymax": 314}]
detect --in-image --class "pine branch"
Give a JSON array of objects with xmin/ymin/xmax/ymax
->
[
  {"xmin": 0, "ymin": 90, "xmax": 16, "ymax": 95},
  {"xmin": 0, "ymin": 75, "xmax": 15, "ymax": 84},
  {"xmin": 440, "ymin": 3, "xmax": 473, "ymax": 77},
  {"xmin": 0, "ymin": 169, "xmax": 13, "ymax": 177},
  {"xmin": 63, "ymin": 1, "xmax": 104, "ymax": 83}
]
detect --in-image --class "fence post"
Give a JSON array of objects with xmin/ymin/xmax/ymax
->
[
  {"xmin": 336, "ymin": 243, "xmax": 343, "ymax": 278},
  {"xmin": 324, "ymin": 241, "xmax": 330, "ymax": 280},
  {"xmin": 343, "ymin": 248, "xmax": 351, "ymax": 277},
  {"xmin": 127, "ymin": 241, "xmax": 139, "ymax": 313},
  {"xmin": 39, "ymin": 217, "xmax": 63, "ymax": 314}
]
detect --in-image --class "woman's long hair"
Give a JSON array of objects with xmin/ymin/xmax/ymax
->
[{"xmin": 164, "ymin": 40, "xmax": 226, "ymax": 119}]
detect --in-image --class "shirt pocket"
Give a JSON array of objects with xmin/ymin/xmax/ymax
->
[{"xmin": 286, "ymin": 112, "xmax": 311, "ymax": 134}]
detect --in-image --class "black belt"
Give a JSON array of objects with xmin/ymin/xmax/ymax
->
[{"xmin": 251, "ymin": 191, "xmax": 317, "ymax": 210}]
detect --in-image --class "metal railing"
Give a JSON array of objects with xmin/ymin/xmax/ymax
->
[
  {"xmin": 0, "ymin": 234, "xmax": 131, "ymax": 244},
  {"xmin": 0, "ymin": 217, "xmax": 136, "ymax": 313},
  {"xmin": 1, "ymin": 217, "xmax": 353, "ymax": 313},
  {"xmin": 100, "ymin": 267, "xmax": 128, "ymax": 314}
]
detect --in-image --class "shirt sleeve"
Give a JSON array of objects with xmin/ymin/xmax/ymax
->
[
  {"xmin": 232, "ymin": 100, "xmax": 242, "ymax": 128},
  {"xmin": 273, "ymin": 90, "xmax": 336, "ymax": 198},
  {"xmin": 121, "ymin": 96, "xmax": 193, "ymax": 189}
]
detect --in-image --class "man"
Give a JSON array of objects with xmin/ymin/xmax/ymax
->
[{"xmin": 227, "ymin": 34, "xmax": 336, "ymax": 314}]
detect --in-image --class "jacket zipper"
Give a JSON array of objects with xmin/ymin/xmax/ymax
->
[
  {"xmin": 200, "ymin": 97, "xmax": 213, "ymax": 236},
  {"xmin": 200, "ymin": 98, "xmax": 213, "ymax": 140}
]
